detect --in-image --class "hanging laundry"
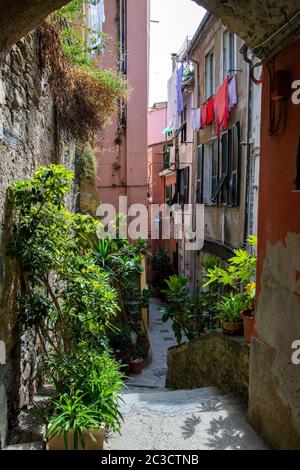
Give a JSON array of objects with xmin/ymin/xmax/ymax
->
[
  {"xmin": 99, "ymin": 0, "xmax": 106, "ymax": 25},
  {"xmin": 192, "ymin": 108, "xmax": 201, "ymax": 131},
  {"xmin": 177, "ymin": 64, "xmax": 184, "ymax": 115},
  {"xmin": 88, "ymin": 0, "xmax": 106, "ymax": 53},
  {"xmin": 200, "ymin": 103, "xmax": 208, "ymax": 128},
  {"xmin": 228, "ymin": 75, "xmax": 238, "ymax": 111},
  {"xmin": 215, "ymin": 77, "xmax": 229, "ymax": 137},
  {"xmin": 206, "ymin": 97, "xmax": 215, "ymax": 126},
  {"xmin": 172, "ymin": 68, "xmax": 179, "ymax": 130},
  {"xmin": 167, "ymin": 77, "xmax": 174, "ymax": 130},
  {"xmin": 167, "ymin": 68, "xmax": 179, "ymax": 130}
]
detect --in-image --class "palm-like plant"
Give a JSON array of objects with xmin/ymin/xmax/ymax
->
[
  {"xmin": 46, "ymin": 392, "xmax": 105, "ymax": 450},
  {"xmin": 216, "ymin": 293, "xmax": 247, "ymax": 324}
]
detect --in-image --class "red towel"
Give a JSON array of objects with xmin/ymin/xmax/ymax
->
[
  {"xmin": 215, "ymin": 77, "xmax": 229, "ymax": 136},
  {"xmin": 206, "ymin": 97, "xmax": 215, "ymax": 126},
  {"xmin": 200, "ymin": 97, "xmax": 215, "ymax": 128},
  {"xmin": 201, "ymin": 104, "xmax": 207, "ymax": 128}
]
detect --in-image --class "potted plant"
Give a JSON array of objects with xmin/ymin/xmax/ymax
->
[
  {"xmin": 241, "ymin": 282, "xmax": 256, "ymax": 343},
  {"xmin": 46, "ymin": 392, "xmax": 106, "ymax": 451},
  {"xmin": 137, "ymin": 330, "xmax": 150, "ymax": 349},
  {"xmin": 130, "ymin": 345, "xmax": 145, "ymax": 374},
  {"xmin": 216, "ymin": 293, "xmax": 246, "ymax": 335}
]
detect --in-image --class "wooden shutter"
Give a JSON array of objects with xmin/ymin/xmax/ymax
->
[
  {"xmin": 183, "ymin": 167, "xmax": 190, "ymax": 204},
  {"xmin": 203, "ymin": 143, "xmax": 212, "ymax": 205},
  {"xmin": 229, "ymin": 121, "xmax": 241, "ymax": 206},
  {"xmin": 196, "ymin": 145, "xmax": 203, "ymax": 203},
  {"xmin": 220, "ymin": 131, "xmax": 229, "ymax": 204},
  {"xmin": 211, "ymin": 138, "xmax": 219, "ymax": 203}
]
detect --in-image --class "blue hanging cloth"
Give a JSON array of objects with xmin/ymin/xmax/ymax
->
[{"xmin": 177, "ymin": 64, "xmax": 184, "ymax": 115}]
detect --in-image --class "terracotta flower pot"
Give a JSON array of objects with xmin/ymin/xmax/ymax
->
[
  {"xmin": 130, "ymin": 357, "xmax": 144, "ymax": 374},
  {"xmin": 242, "ymin": 312, "xmax": 255, "ymax": 344},
  {"xmin": 222, "ymin": 322, "xmax": 244, "ymax": 336},
  {"xmin": 48, "ymin": 425, "xmax": 105, "ymax": 450}
]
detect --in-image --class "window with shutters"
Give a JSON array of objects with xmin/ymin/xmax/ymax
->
[
  {"xmin": 203, "ymin": 143, "xmax": 212, "ymax": 205},
  {"xmin": 223, "ymin": 30, "xmax": 236, "ymax": 79},
  {"xmin": 179, "ymin": 167, "xmax": 190, "ymax": 206},
  {"xmin": 228, "ymin": 122, "xmax": 241, "ymax": 205},
  {"xmin": 196, "ymin": 145, "xmax": 203, "ymax": 203},
  {"xmin": 220, "ymin": 131, "xmax": 230, "ymax": 204},
  {"xmin": 166, "ymin": 185, "xmax": 173, "ymax": 206},
  {"xmin": 205, "ymin": 49, "xmax": 215, "ymax": 100},
  {"xmin": 211, "ymin": 138, "xmax": 219, "ymax": 203}
]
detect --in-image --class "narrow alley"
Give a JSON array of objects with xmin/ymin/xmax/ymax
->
[
  {"xmin": 0, "ymin": 0, "xmax": 300, "ymax": 458},
  {"xmin": 106, "ymin": 299, "xmax": 267, "ymax": 450}
]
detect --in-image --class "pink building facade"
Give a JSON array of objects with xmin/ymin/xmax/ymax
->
[{"xmin": 95, "ymin": 0, "xmax": 150, "ymax": 212}]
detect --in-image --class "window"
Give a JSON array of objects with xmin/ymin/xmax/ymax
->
[
  {"xmin": 211, "ymin": 138, "xmax": 219, "ymax": 202},
  {"xmin": 196, "ymin": 145, "xmax": 203, "ymax": 203},
  {"xmin": 223, "ymin": 30, "xmax": 235, "ymax": 79},
  {"xmin": 205, "ymin": 49, "xmax": 215, "ymax": 100},
  {"xmin": 203, "ymin": 143, "xmax": 212, "ymax": 205},
  {"xmin": 179, "ymin": 167, "xmax": 190, "ymax": 206},
  {"xmin": 166, "ymin": 185, "xmax": 173, "ymax": 206},
  {"xmin": 296, "ymin": 137, "xmax": 300, "ymax": 190},
  {"xmin": 202, "ymin": 124, "xmax": 240, "ymax": 206},
  {"xmin": 228, "ymin": 122, "xmax": 241, "ymax": 205},
  {"xmin": 163, "ymin": 144, "xmax": 171, "ymax": 170},
  {"xmin": 220, "ymin": 131, "xmax": 229, "ymax": 204}
]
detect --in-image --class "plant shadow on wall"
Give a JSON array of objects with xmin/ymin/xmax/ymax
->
[
  {"xmin": 7, "ymin": 165, "xmax": 127, "ymax": 450},
  {"xmin": 160, "ymin": 238, "xmax": 257, "ymax": 345}
]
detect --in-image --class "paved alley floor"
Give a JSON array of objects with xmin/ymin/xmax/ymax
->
[
  {"xmin": 124, "ymin": 297, "xmax": 177, "ymax": 392},
  {"xmin": 106, "ymin": 298, "xmax": 268, "ymax": 450}
]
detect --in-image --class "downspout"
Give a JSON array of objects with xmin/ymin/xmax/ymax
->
[
  {"xmin": 241, "ymin": 44, "xmax": 252, "ymax": 246},
  {"xmin": 186, "ymin": 57, "xmax": 200, "ymax": 297}
]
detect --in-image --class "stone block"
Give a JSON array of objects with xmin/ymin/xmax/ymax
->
[
  {"xmin": 248, "ymin": 337, "xmax": 300, "ymax": 450},
  {"xmin": 166, "ymin": 331, "xmax": 249, "ymax": 401}
]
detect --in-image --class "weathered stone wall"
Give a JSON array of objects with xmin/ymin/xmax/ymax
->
[
  {"xmin": 0, "ymin": 32, "xmax": 76, "ymax": 448},
  {"xmin": 166, "ymin": 331, "xmax": 249, "ymax": 401}
]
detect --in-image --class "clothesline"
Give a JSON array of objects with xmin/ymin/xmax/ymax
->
[{"xmin": 191, "ymin": 75, "xmax": 238, "ymax": 134}]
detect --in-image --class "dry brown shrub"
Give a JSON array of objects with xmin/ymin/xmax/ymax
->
[{"xmin": 36, "ymin": 20, "xmax": 128, "ymax": 142}]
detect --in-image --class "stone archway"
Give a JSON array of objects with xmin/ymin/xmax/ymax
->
[{"xmin": 0, "ymin": 0, "xmax": 70, "ymax": 58}]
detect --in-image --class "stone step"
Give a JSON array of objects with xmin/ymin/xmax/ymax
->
[
  {"xmin": 108, "ymin": 387, "xmax": 268, "ymax": 450},
  {"xmin": 4, "ymin": 442, "xmax": 45, "ymax": 450},
  {"xmin": 118, "ymin": 387, "xmax": 240, "ymax": 415}
]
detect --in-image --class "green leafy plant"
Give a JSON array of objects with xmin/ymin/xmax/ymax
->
[
  {"xmin": 161, "ymin": 275, "xmax": 196, "ymax": 344},
  {"xmin": 75, "ymin": 143, "xmax": 96, "ymax": 182},
  {"xmin": 8, "ymin": 165, "xmax": 124, "ymax": 444},
  {"xmin": 140, "ymin": 287, "xmax": 153, "ymax": 308},
  {"xmin": 204, "ymin": 237, "xmax": 257, "ymax": 290},
  {"xmin": 215, "ymin": 293, "xmax": 247, "ymax": 324},
  {"xmin": 46, "ymin": 392, "xmax": 105, "ymax": 450},
  {"xmin": 150, "ymin": 249, "xmax": 174, "ymax": 290},
  {"xmin": 188, "ymin": 290, "xmax": 219, "ymax": 334},
  {"xmin": 133, "ymin": 343, "xmax": 148, "ymax": 360}
]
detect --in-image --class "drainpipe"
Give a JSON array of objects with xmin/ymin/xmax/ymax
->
[
  {"xmin": 191, "ymin": 60, "xmax": 200, "ymax": 297},
  {"xmin": 241, "ymin": 44, "xmax": 252, "ymax": 246}
]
